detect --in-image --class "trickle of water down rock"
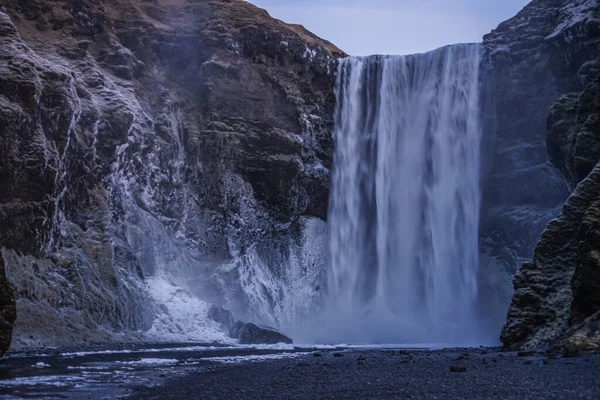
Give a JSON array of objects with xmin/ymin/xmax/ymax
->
[{"xmin": 323, "ymin": 44, "xmax": 483, "ymax": 344}]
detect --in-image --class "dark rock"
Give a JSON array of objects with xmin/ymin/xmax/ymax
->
[
  {"xmin": 450, "ymin": 366, "xmax": 467, "ymax": 373},
  {"xmin": 480, "ymin": 0, "xmax": 600, "ymax": 337},
  {"xmin": 502, "ymin": 73, "xmax": 600, "ymax": 350},
  {"xmin": 312, "ymin": 353, "xmax": 321, "ymax": 357},
  {"xmin": 229, "ymin": 322, "xmax": 293, "ymax": 345},
  {"xmin": 0, "ymin": 0, "xmax": 344, "ymax": 350},
  {"xmin": 333, "ymin": 353, "xmax": 343, "ymax": 358},
  {"xmin": 0, "ymin": 256, "xmax": 16, "ymax": 357},
  {"xmin": 558, "ymin": 311, "xmax": 600, "ymax": 356},
  {"xmin": 229, "ymin": 321, "xmax": 245, "ymax": 341},
  {"xmin": 207, "ymin": 305, "xmax": 234, "ymax": 332},
  {"xmin": 548, "ymin": 75, "xmax": 600, "ymax": 188}
]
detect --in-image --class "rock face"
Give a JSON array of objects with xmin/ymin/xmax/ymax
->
[
  {"xmin": 479, "ymin": 0, "xmax": 600, "ymax": 339},
  {"xmin": 501, "ymin": 74, "xmax": 600, "ymax": 350},
  {"xmin": 0, "ymin": 256, "xmax": 16, "ymax": 356},
  {"xmin": 207, "ymin": 305, "xmax": 235, "ymax": 332},
  {"xmin": 229, "ymin": 321, "xmax": 293, "ymax": 344},
  {"xmin": 0, "ymin": 0, "xmax": 343, "ymax": 349},
  {"xmin": 559, "ymin": 311, "xmax": 600, "ymax": 356},
  {"xmin": 548, "ymin": 76, "xmax": 600, "ymax": 188}
]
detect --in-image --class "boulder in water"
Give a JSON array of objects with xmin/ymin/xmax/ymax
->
[{"xmin": 229, "ymin": 321, "xmax": 293, "ymax": 345}]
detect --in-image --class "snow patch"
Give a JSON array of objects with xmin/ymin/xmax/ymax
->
[
  {"xmin": 210, "ymin": 352, "xmax": 303, "ymax": 364},
  {"xmin": 546, "ymin": 0, "xmax": 596, "ymax": 40},
  {"xmin": 303, "ymin": 45, "xmax": 318, "ymax": 61},
  {"xmin": 116, "ymin": 358, "xmax": 179, "ymax": 367}
]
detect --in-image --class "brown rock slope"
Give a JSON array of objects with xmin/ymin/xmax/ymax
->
[{"xmin": 0, "ymin": 0, "xmax": 344, "ymax": 350}]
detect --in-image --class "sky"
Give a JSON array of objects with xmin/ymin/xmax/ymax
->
[{"xmin": 247, "ymin": 0, "xmax": 531, "ymax": 56}]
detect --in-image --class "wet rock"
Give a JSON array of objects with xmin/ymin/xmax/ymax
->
[
  {"xmin": 229, "ymin": 321, "xmax": 246, "ymax": 340},
  {"xmin": 229, "ymin": 322, "xmax": 293, "ymax": 345},
  {"xmin": 207, "ymin": 305, "xmax": 234, "ymax": 332},
  {"xmin": 333, "ymin": 353, "xmax": 344, "ymax": 358},
  {"xmin": 450, "ymin": 366, "xmax": 467, "ymax": 373}
]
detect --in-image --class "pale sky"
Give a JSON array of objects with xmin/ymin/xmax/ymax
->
[{"xmin": 247, "ymin": 0, "xmax": 530, "ymax": 56}]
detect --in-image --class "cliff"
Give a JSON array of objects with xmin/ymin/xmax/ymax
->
[
  {"xmin": 492, "ymin": 0, "xmax": 600, "ymax": 350},
  {"xmin": 0, "ymin": 0, "xmax": 343, "ymax": 351},
  {"xmin": 479, "ymin": 0, "xmax": 600, "ymax": 341},
  {"xmin": 501, "ymin": 74, "xmax": 600, "ymax": 351}
]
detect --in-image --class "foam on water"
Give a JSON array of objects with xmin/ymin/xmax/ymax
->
[{"xmin": 143, "ymin": 277, "xmax": 232, "ymax": 343}]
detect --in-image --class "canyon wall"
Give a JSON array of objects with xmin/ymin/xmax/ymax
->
[
  {"xmin": 479, "ymin": 0, "xmax": 600, "ymax": 342},
  {"xmin": 0, "ymin": 0, "xmax": 343, "ymax": 351}
]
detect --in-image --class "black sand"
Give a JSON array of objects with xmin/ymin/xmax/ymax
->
[{"xmin": 129, "ymin": 348, "xmax": 600, "ymax": 400}]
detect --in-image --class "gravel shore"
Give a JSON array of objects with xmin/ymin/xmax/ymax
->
[{"xmin": 129, "ymin": 347, "xmax": 600, "ymax": 400}]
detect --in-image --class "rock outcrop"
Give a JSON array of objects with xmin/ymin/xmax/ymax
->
[
  {"xmin": 229, "ymin": 321, "xmax": 293, "ymax": 344},
  {"xmin": 479, "ymin": 0, "xmax": 600, "ymax": 339},
  {"xmin": 548, "ymin": 76, "xmax": 600, "ymax": 188},
  {"xmin": 501, "ymin": 74, "xmax": 600, "ymax": 350},
  {"xmin": 0, "ymin": 0, "xmax": 343, "ymax": 349},
  {"xmin": 0, "ymin": 256, "xmax": 16, "ymax": 356}
]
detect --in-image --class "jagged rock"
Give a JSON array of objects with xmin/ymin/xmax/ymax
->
[
  {"xmin": 480, "ymin": 0, "xmax": 600, "ymax": 338},
  {"xmin": 548, "ymin": 75, "xmax": 600, "ymax": 187},
  {"xmin": 207, "ymin": 305, "xmax": 234, "ymax": 332},
  {"xmin": 229, "ymin": 321, "xmax": 293, "ymax": 345},
  {"xmin": 502, "ymin": 74, "xmax": 600, "ymax": 350},
  {"xmin": 0, "ymin": 0, "xmax": 343, "ymax": 350},
  {"xmin": 0, "ymin": 256, "xmax": 16, "ymax": 356},
  {"xmin": 558, "ymin": 311, "xmax": 600, "ymax": 357}
]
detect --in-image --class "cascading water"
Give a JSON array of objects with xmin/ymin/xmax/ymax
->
[{"xmin": 322, "ymin": 44, "xmax": 483, "ymax": 345}]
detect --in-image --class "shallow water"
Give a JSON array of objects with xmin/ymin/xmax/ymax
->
[{"xmin": 0, "ymin": 343, "xmax": 323, "ymax": 399}]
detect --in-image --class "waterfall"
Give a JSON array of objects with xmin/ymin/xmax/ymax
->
[{"xmin": 323, "ymin": 44, "xmax": 483, "ymax": 345}]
